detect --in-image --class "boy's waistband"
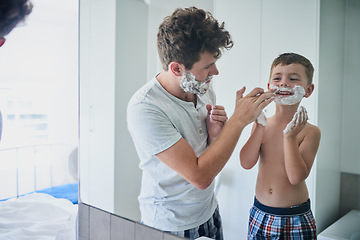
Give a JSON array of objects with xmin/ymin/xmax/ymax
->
[{"xmin": 254, "ymin": 197, "xmax": 311, "ymax": 216}]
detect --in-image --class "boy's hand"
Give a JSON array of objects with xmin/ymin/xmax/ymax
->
[
  {"xmin": 256, "ymin": 111, "xmax": 267, "ymax": 127},
  {"xmin": 206, "ymin": 104, "xmax": 227, "ymax": 141},
  {"xmin": 283, "ymin": 106, "xmax": 308, "ymax": 135}
]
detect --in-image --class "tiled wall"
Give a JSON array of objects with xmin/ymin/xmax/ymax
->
[
  {"xmin": 78, "ymin": 202, "xmax": 186, "ymax": 240},
  {"xmin": 340, "ymin": 172, "xmax": 360, "ymax": 217}
]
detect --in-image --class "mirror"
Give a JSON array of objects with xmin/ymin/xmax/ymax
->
[{"xmin": 79, "ymin": 0, "xmax": 360, "ymax": 239}]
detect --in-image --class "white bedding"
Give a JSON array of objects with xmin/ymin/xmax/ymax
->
[{"xmin": 0, "ymin": 193, "xmax": 77, "ymax": 240}]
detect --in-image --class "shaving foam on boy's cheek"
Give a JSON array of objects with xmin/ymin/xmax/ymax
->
[{"xmin": 269, "ymin": 84, "xmax": 306, "ymax": 105}]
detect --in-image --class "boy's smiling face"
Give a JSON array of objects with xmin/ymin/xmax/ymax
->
[
  {"xmin": 269, "ymin": 63, "xmax": 308, "ymax": 90},
  {"xmin": 268, "ymin": 63, "xmax": 314, "ymax": 105}
]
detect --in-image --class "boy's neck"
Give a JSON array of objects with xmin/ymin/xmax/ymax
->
[{"xmin": 274, "ymin": 103, "xmax": 300, "ymax": 123}]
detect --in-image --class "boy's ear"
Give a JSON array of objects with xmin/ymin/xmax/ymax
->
[
  {"xmin": 267, "ymin": 82, "xmax": 270, "ymax": 90},
  {"xmin": 304, "ymin": 83, "xmax": 314, "ymax": 98},
  {"xmin": 169, "ymin": 62, "xmax": 185, "ymax": 77}
]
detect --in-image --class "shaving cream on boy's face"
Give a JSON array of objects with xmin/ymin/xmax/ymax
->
[
  {"xmin": 180, "ymin": 71, "xmax": 212, "ymax": 95},
  {"xmin": 269, "ymin": 84, "xmax": 306, "ymax": 105}
]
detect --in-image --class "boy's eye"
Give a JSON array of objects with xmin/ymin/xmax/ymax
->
[
  {"xmin": 273, "ymin": 78, "xmax": 280, "ymax": 81},
  {"xmin": 290, "ymin": 78, "xmax": 299, "ymax": 81}
]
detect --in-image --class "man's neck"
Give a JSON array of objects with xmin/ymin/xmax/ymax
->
[{"xmin": 156, "ymin": 71, "xmax": 197, "ymax": 104}]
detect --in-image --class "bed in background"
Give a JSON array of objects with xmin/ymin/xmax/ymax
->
[
  {"xmin": 0, "ymin": 145, "xmax": 79, "ymax": 240},
  {"xmin": 0, "ymin": 183, "xmax": 78, "ymax": 240},
  {"xmin": 35, "ymin": 182, "xmax": 78, "ymax": 205}
]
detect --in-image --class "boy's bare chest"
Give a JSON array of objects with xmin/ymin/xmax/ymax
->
[
  {"xmin": 260, "ymin": 125, "xmax": 303, "ymax": 163},
  {"xmin": 261, "ymin": 128, "xmax": 285, "ymax": 163}
]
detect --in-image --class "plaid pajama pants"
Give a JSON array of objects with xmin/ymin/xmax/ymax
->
[
  {"xmin": 248, "ymin": 198, "xmax": 317, "ymax": 240},
  {"xmin": 167, "ymin": 205, "xmax": 223, "ymax": 240}
]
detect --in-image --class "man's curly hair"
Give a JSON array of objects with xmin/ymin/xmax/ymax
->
[
  {"xmin": 157, "ymin": 7, "xmax": 233, "ymax": 71},
  {"xmin": 0, "ymin": 0, "xmax": 33, "ymax": 38}
]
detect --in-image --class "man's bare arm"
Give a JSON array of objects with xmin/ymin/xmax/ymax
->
[{"xmin": 156, "ymin": 87, "xmax": 274, "ymax": 189}]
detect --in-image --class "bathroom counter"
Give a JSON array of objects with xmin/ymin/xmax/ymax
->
[{"xmin": 318, "ymin": 209, "xmax": 360, "ymax": 240}]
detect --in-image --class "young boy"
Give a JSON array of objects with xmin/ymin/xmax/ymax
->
[{"xmin": 240, "ymin": 52, "xmax": 321, "ymax": 239}]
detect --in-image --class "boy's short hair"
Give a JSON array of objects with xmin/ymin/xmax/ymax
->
[
  {"xmin": 270, "ymin": 52, "xmax": 314, "ymax": 84},
  {"xmin": 157, "ymin": 6, "xmax": 233, "ymax": 71},
  {"xmin": 0, "ymin": 0, "xmax": 33, "ymax": 38}
]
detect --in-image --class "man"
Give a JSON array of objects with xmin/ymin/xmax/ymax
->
[
  {"xmin": 0, "ymin": 0, "xmax": 33, "ymax": 47},
  {"xmin": 127, "ymin": 7, "xmax": 274, "ymax": 240},
  {"xmin": 0, "ymin": 0, "xmax": 33, "ymax": 142}
]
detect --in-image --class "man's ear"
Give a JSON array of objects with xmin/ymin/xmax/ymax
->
[
  {"xmin": 304, "ymin": 83, "xmax": 314, "ymax": 98},
  {"xmin": 0, "ymin": 38, "xmax": 6, "ymax": 47},
  {"xmin": 169, "ymin": 62, "xmax": 184, "ymax": 77}
]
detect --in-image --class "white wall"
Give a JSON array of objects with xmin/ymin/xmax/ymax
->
[
  {"xmin": 315, "ymin": 0, "xmax": 346, "ymax": 232},
  {"xmin": 79, "ymin": 0, "xmax": 116, "ymax": 213},
  {"xmin": 212, "ymin": 2, "xmax": 261, "ymax": 239},
  {"xmin": 114, "ymin": 0, "xmax": 148, "ymax": 221},
  {"xmin": 341, "ymin": 0, "xmax": 360, "ymax": 175}
]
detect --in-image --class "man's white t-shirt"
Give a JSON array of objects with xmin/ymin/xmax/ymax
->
[{"xmin": 127, "ymin": 77, "xmax": 218, "ymax": 231}]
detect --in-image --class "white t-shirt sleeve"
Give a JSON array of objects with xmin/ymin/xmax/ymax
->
[{"xmin": 127, "ymin": 102, "xmax": 182, "ymax": 156}]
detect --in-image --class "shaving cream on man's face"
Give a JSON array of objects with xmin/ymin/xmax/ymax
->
[
  {"xmin": 269, "ymin": 84, "xmax": 305, "ymax": 105},
  {"xmin": 180, "ymin": 71, "xmax": 212, "ymax": 95}
]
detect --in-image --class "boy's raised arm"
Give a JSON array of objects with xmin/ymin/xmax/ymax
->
[
  {"xmin": 283, "ymin": 108, "xmax": 321, "ymax": 185},
  {"xmin": 240, "ymin": 122, "xmax": 265, "ymax": 170}
]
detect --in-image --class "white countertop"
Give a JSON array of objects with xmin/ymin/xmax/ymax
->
[{"xmin": 318, "ymin": 210, "xmax": 360, "ymax": 240}]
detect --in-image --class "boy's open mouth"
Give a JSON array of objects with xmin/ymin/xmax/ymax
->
[
  {"xmin": 275, "ymin": 90, "xmax": 294, "ymax": 96},
  {"xmin": 270, "ymin": 84, "xmax": 306, "ymax": 105}
]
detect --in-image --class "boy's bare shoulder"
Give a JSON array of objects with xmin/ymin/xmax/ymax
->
[
  {"xmin": 306, "ymin": 122, "xmax": 320, "ymax": 131},
  {"xmin": 305, "ymin": 122, "xmax": 321, "ymax": 138}
]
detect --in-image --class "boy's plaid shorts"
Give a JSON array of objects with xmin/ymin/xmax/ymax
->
[{"xmin": 248, "ymin": 198, "xmax": 317, "ymax": 240}]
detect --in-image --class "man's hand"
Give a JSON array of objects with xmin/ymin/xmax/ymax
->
[
  {"xmin": 206, "ymin": 104, "xmax": 227, "ymax": 144},
  {"xmin": 233, "ymin": 87, "xmax": 275, "ymax": 126}
]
